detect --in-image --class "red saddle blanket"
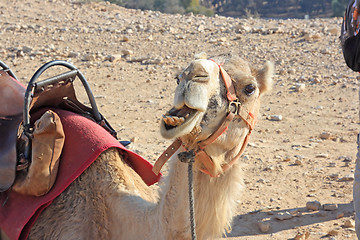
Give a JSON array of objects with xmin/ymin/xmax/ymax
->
[{"xmin": 0, "ymin": 109, "xmax": 161, "ymax": 240}]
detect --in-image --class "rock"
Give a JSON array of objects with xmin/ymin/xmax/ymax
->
[
  {"xmin": 315, "ymin": 153, "xmax": 328, "ymax": 158},
  {"xmin": 218, "ymin": 37, "xmax": 227, "ymax": 42},
  {"xmin": 336, "ymin": 212, "xmax": 345, "ymax": 219},
  {"xmin": 130, "ymin": 136, "xmax": 138, "ymax": 143},
  {"xmin": 68, "ymin": 51, "xmax": 80, "ymax": 58},
  {"xmin": 327, "ymin": 229, "xmax": 339, "ymax": 236},
  {"xmin": 319, "ymin": 132, "xmax": 331, "ymax": 140},
  {"xmin": 317, "ymin": 211, "xmax": 328, "ymax": 217},
  {"xmin": 295, "ymin": 83, "xmax": 305, "ymax": 92},
  {"xmin": 294, "ymin": 231, "xmax": 310, "ymax": 240},
  {"xmin": 122, "ymin": 35, "xmax": 130, "ymax": 42},
  {"xmin": 22, "ymin": 46, "xmax": 32, "ymax": 53},
  {"xmin": 323, "ymin": 203, "xmax": 338, "ymax": 211},
  {"xmin": 304, "ymin": 33, "xmax": 321, "ymax": 41},
  {"xmin": 275, "ymin": 211, "xmax": 293, "ymax": 220},
  {"xmin": 129, "ymin": 56, "xmax": 150, "ymax": 62},
  {"xmin": 121, "ymin": 49, "xmax": 133, "ymax": 56},
  {"xmin": 107, "ymin": 54, "xmax": 123, "ymax": 63},
  {"xmin": 82, "ymin": 54, "xmax": 96, "ymax": 61},
  {"xmin": 146, "ymin": 57, "xmax": 163, "ymax": 65},
  {"xmin": 306, "ymin": 200, "xmax": 321, "ymax": 211},
  {"xmin": 344, "ymin": 219, "xmax": 355, "ymax": 228},
  {"xmin": 294, "ymin": 159, "xmax": 303, "ymax": 166},
  {"xmin": 267, "ymin": 115, "xmax": 283, "ymax": 121},
  {"xmin": 197, "ymin": 24, "xmax": 205, "ymax": 32},
  {"xmin": 329, "ymin": 28, "xmax": 339, "ymax": 35},
  {"xmin": 338, "ymin": 174, "xmax": 354, "ymax": 182},
  {"xmin": 257, "ymin": 221, "xmax": 270, "ymax": 233}
]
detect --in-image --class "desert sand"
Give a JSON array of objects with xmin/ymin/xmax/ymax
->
[{"xmin": 0, "ymin": 0, "xmax": 358, "ymax": 239}]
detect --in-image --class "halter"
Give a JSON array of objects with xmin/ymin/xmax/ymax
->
[{"xmin": 152, "ymin": 60, "xmax": 255, "ymax": 177}]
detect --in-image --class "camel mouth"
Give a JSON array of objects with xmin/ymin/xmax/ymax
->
[
  {"xmin": 162, "ymin": 106, "xmax": 197, "ymax": 130},
  {"xmin": 160, "ymin": 105, "xmax": 202, "ymax": 139}
]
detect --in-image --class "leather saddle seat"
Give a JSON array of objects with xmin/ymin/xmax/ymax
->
[{"xmin": 0, "ymin": 69, "xmax": 25, "ymax": 192}]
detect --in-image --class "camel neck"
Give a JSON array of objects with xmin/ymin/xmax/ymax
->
[{"xmin": 157, "ymin": 147, "xmax": 244, "ymax": 239}]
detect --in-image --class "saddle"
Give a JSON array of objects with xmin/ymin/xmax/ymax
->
[
  {"xmin": 0, "ymin": 60, "xmax": 117, "ymax": 195},
  {"xmin": 0, "ymin": 62, "xmax": 24, "ymax": 192}
]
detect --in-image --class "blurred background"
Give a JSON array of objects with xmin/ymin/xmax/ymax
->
[{"xmin": 103, "ymin": 0, "xmax": 349, "ymax": 19}]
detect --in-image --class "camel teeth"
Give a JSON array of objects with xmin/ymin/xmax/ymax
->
[
  {"xmin": 163, "ymin": 116, "xmax": 185, "ymax": 126},
  {"xmin": 178, "ymin": 117, "xmax": 185, "ymax": 125},
  {"xmin": 185, "ymin": 113, "xmax": 190, "ymax": 119},
  {"xmin": 163, "ymin": 116, "xmax": 173, "ymax": 125}
]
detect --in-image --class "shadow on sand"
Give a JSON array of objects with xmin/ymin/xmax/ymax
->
[{"xmin": 226, "ymin": 201, "xmax": 354, "ymax": 238}]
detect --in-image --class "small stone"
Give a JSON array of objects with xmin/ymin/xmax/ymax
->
[
  {"xmin": 22, "ymin": 46, "xmax": 32, "ymax": 53},
  {"xmin": 315, "ymin": 153, "xmax": 328, "ymax": 158},
  {"xmin": 197, "ymin": 24, "xmax": 205, "ymax": 32},
  {"xmin": 267, "ymin": 115, "xmax": 282, "ymax": 121},
  {"xmin": 258, "ymin": 221, "xmax": 270, "ymax": 233},
  {"xmin": 109, "ymin": 54, "xmax": 123, "ymax": 63},
  {"xmin": 146, "ymin": 57, "xmax": 163, "ymax": 65},
  {"xmin": 327, "ymin": 229, "xmax": 338, "ymax": 236},
  {"xmin": 336, "ymin": 212, "xmax": 344, "ymax": 219},
  {"xmin": 344, "ymin": 219, "xmax": 355, "ymax": 228},
  {"xmin": 82, "ymin": 54, "xmax": 96, "ymax": 61},
  {"xmin": 295, "ymin": 83, "xmax": 305, "ymax": 92},
  {"xmin": 275, "ymin": 211, "xmax": 293, "ymax": 220},
  {"xmin": 294, "ymin": 231, "xmax": 310, "ymax": 240},
  {"xmin": 122, "ymin": 35, "xmax": 130, "ymax": 42},
  {"xmin": 323, "ymin": 203, "xmax": 338, "ymax": 211},
  {"xmin": 338, "ymin": 174, "xmax": 354, "ymax": 182},
  {"xmin": 319, "ymin": 132, "xmax": 331, "ymax": 140},
  {"xmin": 288, "ymin": 68, "xmax": 296, "ymax": 74},
  {"xmin": 317, "ymin": 211, "xmax": 328, "ymax": 217},
  {"xmin": 219, "ymin": 37, "xmax": 227, "ymax": 42},
  {"xmin": 294, "ymin": 159, "xmax": 303, "ymax": 166},
  {"xmin": 68, "ymin": 51, "xmax": 80, "ymax": 58},
  {"xmin": 329, "ymin": 28, "xmax": 339, "ymax": 35},
  {"xmin": 306, "ymin": 200, "xmax": 321, "ymax": 211},
  {"xmin": 121, "ymin": 49, "xmax": 133, "ymax": 56},
  {"xmin": 304, "ymin": 33, "xmax": 321, "ymax": 41},
  {"xmin": 130, "ymin": 137, "xmax": 138, "ymax": 143}
]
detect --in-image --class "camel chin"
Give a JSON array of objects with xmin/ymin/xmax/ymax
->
[{"xmin": 160, "ymin": 105, "xmax": 204, "ymax": 139}]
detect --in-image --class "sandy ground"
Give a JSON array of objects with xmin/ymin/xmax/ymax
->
[{"xmin": 0, "ymin": 0, "xmax": 359, "ymax": 239}]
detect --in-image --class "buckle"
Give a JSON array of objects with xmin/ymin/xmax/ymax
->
[{"xmin": 228, "ymin": 100, "xmax": 241, "ymax": 115}]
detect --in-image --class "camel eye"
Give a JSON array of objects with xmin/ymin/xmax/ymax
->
[{"xmin": 244, "ymin": 84, "xmax": 256, "ymax": 96}]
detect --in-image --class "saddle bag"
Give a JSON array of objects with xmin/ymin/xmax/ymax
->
[{"xmin": 0, "ymin": 60, "xmax": 117, "ymax": 196}]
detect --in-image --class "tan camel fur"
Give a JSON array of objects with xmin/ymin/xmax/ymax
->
[{"xmin": 8, "ymin": 55, "xmax": 274, "ymax": 240}]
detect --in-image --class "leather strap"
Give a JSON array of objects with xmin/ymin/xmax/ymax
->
[
  {"xmin": 210, "ymin": 59, "xmax": 237, "ymax": 101},
  {"xmin": 152, "ymin": 138, "xmax": 182, "ymax": 175},
  {"xmin": 198, "ymin": 112, "xmax": 235, "ymax": 149}
]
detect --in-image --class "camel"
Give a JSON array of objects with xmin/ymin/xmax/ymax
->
[{"xmin": 8, "ymin": 55, "xmax": 274, "ymax": 240}]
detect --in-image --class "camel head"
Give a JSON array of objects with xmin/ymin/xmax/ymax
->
[{"xmin": 160, "ymin": 54, "xmax": 274, "ymax": 175}]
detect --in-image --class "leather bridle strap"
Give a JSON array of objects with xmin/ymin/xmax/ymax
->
[
  {"xmin": 198, "ymin": 111, "xmax": 235, "ymax": 149},
  {"xmin": 211, "ymin": 59, "xmax": 237, "ymax": 102},
  {"xmin": 152, "ymin": 138, "xmax": 182, "ymax": 175}
]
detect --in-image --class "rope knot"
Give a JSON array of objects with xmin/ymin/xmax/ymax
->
[{"xmin": 178, "ymin": 150, "xmax": 195, "ymax": 163}]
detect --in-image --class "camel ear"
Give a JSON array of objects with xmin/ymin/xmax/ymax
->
[
  {"xmin": 254, "ymin": 61, "xmax": 274, "ymax": 96},
  {"xmin": 194, "ymin": 52, "xmax": 208, "ymax": 60}
]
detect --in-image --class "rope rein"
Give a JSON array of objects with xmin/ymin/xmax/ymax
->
[{"xmin": 178, "ymin": 151, "xmax": 197, "ymax": 240}]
